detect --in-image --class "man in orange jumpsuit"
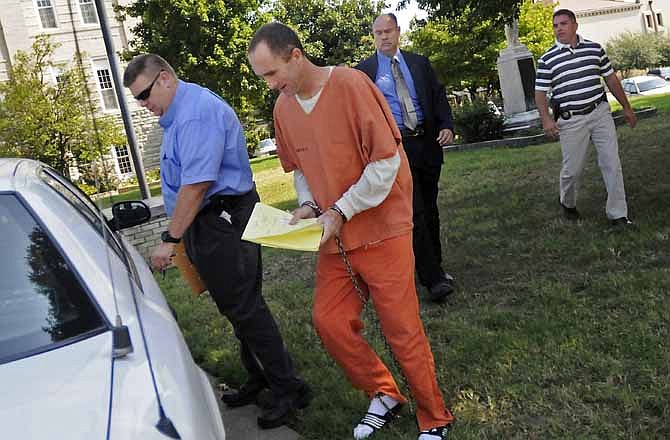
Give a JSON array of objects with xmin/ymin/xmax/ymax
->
[{"xmin": 248, "ymin": 22, "xmax": 454, "ymax": 440}]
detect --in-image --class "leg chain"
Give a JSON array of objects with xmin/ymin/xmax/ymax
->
[{"xmin": 335, "ymin": 236, "xmax": 415, "ymax": 415}]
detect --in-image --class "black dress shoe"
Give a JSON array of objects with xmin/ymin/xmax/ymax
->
[
  {"xmin": 221, "ymin": 380, "xmax": 267, "ymax": 408},
  {"xmin": 559, "ymin": 200, "xmax": 580, "ymax": 220},
  {"xmin": 257, "ymin": 382, "xmax": 312, "ymax": 429},
  {"xmin": 610, "ymin": 217, "xmax": 633, "ymax": 227},
  {"xmin": 428, "ymin": 279, "xmax": 454, "ymax": 303}
]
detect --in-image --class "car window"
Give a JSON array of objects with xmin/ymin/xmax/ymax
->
[
  {"xmin": 0, "ymin": 194, "xmax": 107, "ymax": 364},
  {"xmin": 42, "ymin": 167, "xmax": 131, "ymax": 254},
  {"xmin": 39, "ymin": 169, "xmax": 145, "ymax": 289},
  {"xmin": 637, "ymin": 77, "xmax": 667, "ymax": 92}
]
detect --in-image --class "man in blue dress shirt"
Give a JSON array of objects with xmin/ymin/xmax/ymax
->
[
  {"xmin": 356, "ymin": 13, "xmax": 456, "ymax": 303},
  {"xmin": 123, "ymin": 54, "xmax": 310, "ymax": 429}
]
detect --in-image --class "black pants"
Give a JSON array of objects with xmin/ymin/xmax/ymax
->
[
  {"xmin": 403, "ymin": 136, "xmax": 446, "ymax": 287},
  {"xmin": 183, "ymin": 186, "xmax": 302, "ymax": 398}
]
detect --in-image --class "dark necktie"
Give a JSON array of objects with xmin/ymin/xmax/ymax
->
[{"xmin": 391, "ymin": 57, "xmax": 418, "ymax": 131}]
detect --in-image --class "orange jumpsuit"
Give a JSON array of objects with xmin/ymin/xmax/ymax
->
[{"xmin": 273, "ymin": 67, "xmax": 454, "ymax": 430}]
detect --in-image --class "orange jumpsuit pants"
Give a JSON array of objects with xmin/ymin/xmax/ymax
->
[{"xmin": 313, "ymin": 232, "xmax": 454, "ymax": 430}]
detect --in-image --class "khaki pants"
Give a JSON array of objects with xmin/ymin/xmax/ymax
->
[
  {"xmin": 557, "ymin": 101, "xmax": 628, "ymax": 220},
  {"xmin": 312, "ymin": 233, "xmax": 454, "ymax": 431}
]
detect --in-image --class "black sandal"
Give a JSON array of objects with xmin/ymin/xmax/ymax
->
[
  {"xmin": 417, "ymin": 423, "xmax": 452, "ymax": 439},
  {"xmin": 355, "ymin": 395, "xmax": 403, "ymax": 435}
]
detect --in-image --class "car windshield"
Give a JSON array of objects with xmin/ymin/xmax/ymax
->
[
  {"xmin": 637, "ymin": 78, "xmax": 667, "ymax": 92},
  {"xmin": 0, "ymin": 194, "xmax": 106, "ymax": 364}
]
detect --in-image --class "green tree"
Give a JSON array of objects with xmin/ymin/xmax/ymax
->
[
  {"xmin": 606, "ymin": 31, "xmax": 661, "ymax": 76},
  {"xmin": 408, "ymin": 11, "xmax": 504, "ymax": 95},
  {"xmin": 653, "ymin": 33, "xmax": 670, "ymax": 67},
  {"xmin": 0, "ymin": 35, "xmax": 125, "ymax": 177},
  {"xmin": 517, "ymin": 0, "xmax": 555, "ymax": 61},
  {"xmin": 401, "ymin": 0, "xmax": 524, "ymax": 25},
  {"xmin": 118, "ymin": 0, "xmax": 268, "ymax": 133},
  {"xmin": 408, "ymin": 0, "xmax": 553, "ymax": 95},
  {"xmin": 271, "ymin": 0, "xmax": 383, "ymax": 66}
]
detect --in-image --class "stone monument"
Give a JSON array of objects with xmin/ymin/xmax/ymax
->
[{"xmin": 497, "ymin": 20, "xmax": 540, "ymax": 130}]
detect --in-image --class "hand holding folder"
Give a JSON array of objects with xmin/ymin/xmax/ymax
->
[{"xmin": 242, "ymin": 202, "xmax": 323, "ymax": 252}]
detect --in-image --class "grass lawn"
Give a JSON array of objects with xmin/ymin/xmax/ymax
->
[
  {"xmin": 157, "ymin": 94, "xmax": 670, "ymax": 439},
  {"xmin": 95, "ymin": 181, "xmax": 163, "ymax": 209},
  {"xmin": 95, "ymin": 155, "xmax": 283, "ymax": 209}
]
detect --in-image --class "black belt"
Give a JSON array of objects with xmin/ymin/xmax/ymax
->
[
  {"xmin": 400, "ymin": 125, "xmax": 424, "ymax": 138},
  {"xmin": 559, "ymin": 95, "xmax": 607, "ymax": 120},
  {"xmin": 201, "ymin": 187, "xmax": 255, "ymax": 214}
]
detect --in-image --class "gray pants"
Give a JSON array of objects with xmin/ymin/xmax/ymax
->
[{"xmin": 557, "ymin": 101, "xmax": 628, "ymax": 220}]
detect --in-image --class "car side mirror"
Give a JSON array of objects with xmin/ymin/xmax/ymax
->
[{"xmin": 109, "ymin": 200, "xmax": 151, "ymax": 231}]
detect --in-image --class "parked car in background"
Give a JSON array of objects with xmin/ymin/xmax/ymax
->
[
  {"xmin": 257, "ymin": 138, "xmax": 277, "ymax": 156},
  {"xmin": 0, "ymin": 159, "xmax": 226, "ymax": 439},
  {"xmin": 647, "ymin": 67, "xmax": 670, "ymax": 81},
  {"xmin": 622, "ymin": 75, "xmax": 670, "ymax": 96}
]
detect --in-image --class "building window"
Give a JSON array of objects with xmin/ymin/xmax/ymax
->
[
  {"xmin": 79, "ymin": 0, "xmax": 97, "ymax": 25},
  {"xmin": 93, "ymin": 60, "xmax": 118, "ymax": 110},
  {"xmin": 115, "ymin": 145, "xmax": 133, "ymax": 175},
  {"xmin": 36, "ymin": 0, "xmax": 57, "ymax": 28},
  {"xmin": 657, "ymin": 12, "xmax": 664, "ymax": 28},
  {"xmin": 645, "ymin": 14, "xmax": 653, "ymax": 29},
  {"xmin": 50, "ymin": 66, "xmax": 65, "ymax": 85}
]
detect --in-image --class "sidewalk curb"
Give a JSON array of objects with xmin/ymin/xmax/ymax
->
[{"xmin": 207, "ymin": 374, "xmax": 301, "ymax": 440}]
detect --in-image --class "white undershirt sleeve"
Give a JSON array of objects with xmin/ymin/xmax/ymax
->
[
  {"xmin": 335, "ymin": 151, "xmax": 400, "ymax": 220},
  {"xmin": 293, "ymin": 169, "xmax": 316, "ymax": 206},
  {"xmin": 294, "ymin": 151, "xmax": 401, "ymax": 221}
]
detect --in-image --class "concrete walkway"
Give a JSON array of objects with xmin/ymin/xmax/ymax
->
[
  {"xmin": 208, "ymin": 375, "xmax": 300, "ymax": 440},
  {"xmin": 219, "ymin": 403, "xmax": 300, "ymax": 440}
]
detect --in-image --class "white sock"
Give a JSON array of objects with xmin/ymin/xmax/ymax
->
[
  {"xmin": 352, "ymin": 394, "xmax": 399, "ymax": 439},
  {"xmin": 418, "ymin": 433, "xmax": 442, "ymax": 440},
  {"xmin": 417, "ymin": 426, "xmax": 447, "ymax": 440}
]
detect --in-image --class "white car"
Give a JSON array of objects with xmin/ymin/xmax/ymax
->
[
  {"xmin": 622, "ymin": 75, "xmax": 670, "ymax": 96},
  {"xmin": 0, "ymin": 159, "xmax": 225, "ymax": 439},
  {"xmin": 257, "ymin": 138, "xmax": 277, "ymax": 156},
  {"xmin": 647, "ymin": 67, "xmax": 670, "ymax": 81}
]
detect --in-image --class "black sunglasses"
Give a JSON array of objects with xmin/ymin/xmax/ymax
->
[{"xmin": 134, "ymin": 70, "xmax": 163, "ymax": 101}]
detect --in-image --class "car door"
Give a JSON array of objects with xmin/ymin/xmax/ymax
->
[
  {"xmin": 0, "ymin": 192, "xmax": 113, "ymax": 439},
  {"xmin": 37, "ymin": 168, "xmax": 226, "ymax": 439}
]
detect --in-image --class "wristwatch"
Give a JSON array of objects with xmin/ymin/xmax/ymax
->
[{"xmin": 161, "ymin": 230, "xmax": 181, "ymax": 244}]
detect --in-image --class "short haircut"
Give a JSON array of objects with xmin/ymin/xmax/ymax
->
[
  {"xmin": 248, "ymin": 22, "xmax": 304, "ymax": 59},
  {"xmin": 375, "ymin": 13, "xmax": 398, "ymax": 27},
  {"xmin": 553, "ymin": 9, "xmax": 576, "ymax": 23},
  {"xmin": 123, "ymin": 54, "xmax": 176, "ymax": 87}
]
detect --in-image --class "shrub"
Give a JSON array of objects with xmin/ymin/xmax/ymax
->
[
  {"xmin": 245, "ymin": 125, "xmax": 271, "ymax": 158},
  {"xmin": 453, "ymin": 100, "xmax": 505, "ymax": 143},
  {"xmin": 655, "ymin": 34, "xmax": 670, "ymax": 67},
  {"xmin": 146, "ymin": 168, "xmax": 161, "ymax": 183},
  {"xmin": 77, "ymin": 182, "xmax": 97, "ymax": 196},
  {"xmin": 77, "ymin": 161, "xmax": 119, "ymax": 193},
  {"xmin": 121, "ymin": 176, "xmax": 138, "ymax": 188},
  {"xmin": 606, "ymin": 31, "xmax": 660, "ymax": 76}
]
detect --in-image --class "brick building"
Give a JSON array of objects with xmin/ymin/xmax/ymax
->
[{"xmin": 0, "ymin": 0, "xmax": 163, "ymax": 180}]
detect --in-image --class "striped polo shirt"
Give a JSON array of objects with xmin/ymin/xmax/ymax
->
[{"xmin": 535, "ymin": 35, "xmax": 614, "ymax": 111}]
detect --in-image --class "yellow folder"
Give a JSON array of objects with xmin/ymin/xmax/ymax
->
[{"xmin": 242, "ymin": 202, "xmax": 323, "ymax": 252}]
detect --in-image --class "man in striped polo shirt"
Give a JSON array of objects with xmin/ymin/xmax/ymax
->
[{"xmin": 535, "ymin": 8, "xmax": 636, "ymax": 227}]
